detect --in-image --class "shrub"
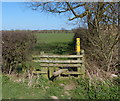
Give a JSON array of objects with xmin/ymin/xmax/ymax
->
[
  {"xmin": 2, "ymin": 31, "xmax": 36, "ymax": 74},
  {"xmin": 73, "ymin": 25, "xmax": 119, "ymax": 72}
]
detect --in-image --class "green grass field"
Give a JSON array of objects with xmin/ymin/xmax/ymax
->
[
  {"xmin": 36, "ymin": 33, "xmax": 74, "ymax": 44},
  {"xmin": 2, "ymin": 75, "xmax": 74, "ymax": 99},
  {"xmin": 34, "ymin": 33, "xmax": 75, "ymax": 55},
  {"xmin": 2, "ymin": 75, "xmax": 119, "ymax": 99}
]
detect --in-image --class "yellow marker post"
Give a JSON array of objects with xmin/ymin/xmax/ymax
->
[
  {"xmin": 76, "ymin": 38, "xmax": 81, "ymax": 76},
  {"xmin": 76, "ymin": 38, "xmax": 81, "ymax": 54}
]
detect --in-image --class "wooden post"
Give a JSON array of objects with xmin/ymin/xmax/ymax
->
[
  {"xmin": 40, "ymin": 51, "xmax": 47, "ymax": 78},
  {"xmin": 76, "ymin": 38, "xmax": 81, "ymax": 77},
  {"xmin": 53, "ymin": 57, "xmax": 59, "ymax": 80},
  {"xmin": 50, "ymin": 57, "xmax": 55, "ymax": 79},
  {"xmin": 76, "ymin": 38, "xmax": 81, "ymax": 55},
  {"xmin": 81, "ymin": 50, "xmax": 85, "ymax": 77},
  {"xmin": 47, "ymin": 56, "xmax": 50, "ymax": 79}
]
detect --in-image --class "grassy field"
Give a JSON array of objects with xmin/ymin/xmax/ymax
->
[
  {"xmin": 2, "ymin": 75, "xmax": 76, "ymax": 99},
  {"xmin": 2, "ymin": 75, "xmax": 119, "ymax": 99},
  {"xmin": 36, "ymin": 32, "xmax": 74, "ymax": 44},
  {"xmin": 33, "ymin": 32, "xmax": 75, "ymax": 55}
]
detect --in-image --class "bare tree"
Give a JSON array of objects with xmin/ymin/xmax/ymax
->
[{"xmin": 28, "ymin": 2, "xmax": 119, "ymax": 73}]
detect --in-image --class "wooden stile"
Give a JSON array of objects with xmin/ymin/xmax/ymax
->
[
  {"xmin": 32, "ymin": 50, "xmax": 85, "ymax": 79},
  {"xmin": 32, "ymin": 38, "xmax": 85, "ymax": 79}
]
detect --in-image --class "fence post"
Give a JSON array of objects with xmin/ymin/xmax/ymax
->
[
  {"xmin": 76, "ymin": 38, "xmax": 81, "ymax": 55},
  {"xmin": 76, "ymin": 38, "xmax": 81, "ymax": 76},
  {"xmin": 40, "ymin": 51, "xmax": 48, "ymax": 78},
  {"xmin": 47, "ymin": 56, "xmax": 50, "ymax": 79},
  {"xmin": 81, "ymin": 50, "xmax": 85, "ymax": 77}
]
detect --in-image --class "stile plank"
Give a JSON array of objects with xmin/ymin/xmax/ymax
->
[
  {"xmin": 40, "ymin": 64, "xmax": 82, "ymax": 67},
  {"xmin": 33, "ymin": 55, "xmax": 83, "ymax": 58},
  {"xmin": 33, "ymin": 60, "xmax": 83, "ymax": 63},
  {"xmin": 32, "ymin": 71, "xmax": 47, "ymax": 74},
  {"xmin": 53, "ymin": 69, "xmax": 68, "ymax": 76},
  {"xmin": 62, "ymin": 72, "xmax": 83, "ymax": 75}
]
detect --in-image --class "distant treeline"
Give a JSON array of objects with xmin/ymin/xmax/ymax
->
[
  {"xmin": 2, "ymin": 30, "xmax": 73, "ymax": 33},
  {"xmin": 34, "ymin": 30, "xmax": 73, "ymax": 33}
]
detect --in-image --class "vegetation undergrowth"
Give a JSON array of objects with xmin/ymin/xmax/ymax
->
[
  {"xmin": 2, "ymin": 74, "xmax": 120, "ymax": 99},
  {"xmin": 70, "ymin": 77, "xmax": 119, "ymax": 99},
  {"xmin": 2, "ymin": 31, "xmax": 119, "ymax": 99}
]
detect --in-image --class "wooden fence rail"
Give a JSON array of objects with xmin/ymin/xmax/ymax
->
[
  {"xmin": 33, "ymin": 60, "xmax": 83, "ymax": 63},
  {"xmin": 33, "ymin": 55, "xmax": 83, "ymax": 58},
  {"xmin": 40, "ymin": 64, "xmax": 82, "ymax": 67}
]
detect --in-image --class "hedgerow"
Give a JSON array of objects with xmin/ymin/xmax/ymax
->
[{"xmin": 2, "ymin": 31, "xmax": 36, "ymax": 74}]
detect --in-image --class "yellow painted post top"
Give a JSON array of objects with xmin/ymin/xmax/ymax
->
[{"xmin": 76, "ymin": 38, "xmax": 81, "ymax": 53}]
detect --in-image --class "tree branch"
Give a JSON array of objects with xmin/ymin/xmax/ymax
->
[
  {"xmin": 69, "ymin": 11, "xmax": 89, "ymax": 20},
  {"xmin": 65, "ymin": 2, "xmax": 78, "ymax": 17},
  {"xmin": 59, "ymin": 3, "xmax": 86, "ymax": 13}
]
